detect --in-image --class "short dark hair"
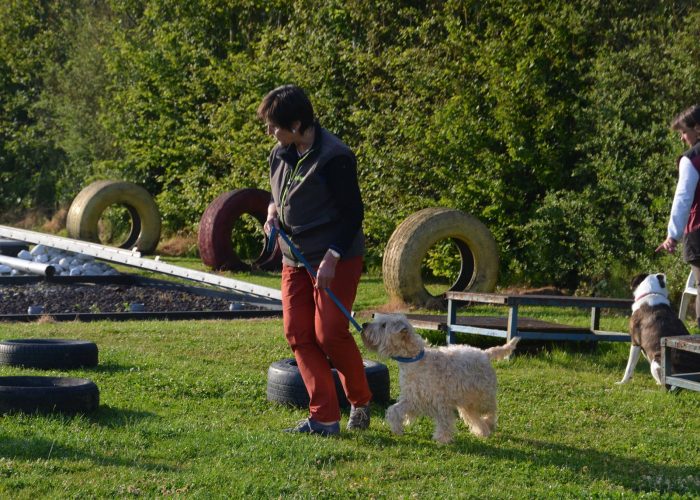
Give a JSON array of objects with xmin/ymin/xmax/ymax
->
[
  {"xmin": 257, "ymin": 84, "xmax": 315, "ymax": 133},
  {"xmin": 671, "ymin": 104, "xmax": 700, "ymax": 132}
]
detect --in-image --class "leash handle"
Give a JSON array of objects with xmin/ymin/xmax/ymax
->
[{"xmin": 268, "ymin": 226, "xmax": 363, "ymax": 333}]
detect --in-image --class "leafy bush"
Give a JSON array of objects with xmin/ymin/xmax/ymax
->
[{"xmin": 3, "ymin": 0, "xmax": 700, "ymax": 292}]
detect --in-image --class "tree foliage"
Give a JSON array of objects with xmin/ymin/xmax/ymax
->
[
  {"xmin": 0, "ymin": 0, "xmax": 71, "ymax": 211},
  {"xmin": 2, "ymin": 0, "xmax": 700, "ymax": 292}
]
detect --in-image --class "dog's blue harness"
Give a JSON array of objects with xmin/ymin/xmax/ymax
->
[{"xmin": 392, "ymin": 350, "xmax": 426, "ymax": 363}]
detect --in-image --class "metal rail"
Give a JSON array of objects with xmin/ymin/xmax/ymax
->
[{"xmin": 0, "ymin": 225, "xmax": 282, "ymax": 304}]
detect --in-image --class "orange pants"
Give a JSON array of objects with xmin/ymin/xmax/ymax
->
[{"xmin": 281, "ymin": 256, "xmax": 371, "ymax": 422}]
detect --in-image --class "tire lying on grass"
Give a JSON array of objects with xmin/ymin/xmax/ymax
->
[
  {"xmin": 0, "ymin": 376, "xmax": 99, "ymax": 414},
  {"xmin": 383, "ymin": 207, "xmax": 499, "ymax": 308},
  {"xmin": 267, "ymin": 358, "xmax": 390, "ymax": 409},
  {"xmin": 66, "ymin": 180, "xmax": 161, "ymax": 254},
  {"xmin": 0, "ymin": 339, "xmax": 98, "ymax": 369},
  {"xmin": 198, "ymin": 188, "xmax": 282, "ymax": 271}
]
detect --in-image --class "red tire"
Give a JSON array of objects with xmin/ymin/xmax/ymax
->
[{"xmin": 198, "ymin": 189, "xmax": 282, "ymax": 271}]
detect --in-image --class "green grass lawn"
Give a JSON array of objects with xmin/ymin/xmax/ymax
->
[{"xmin": 0, "ymin": 265, "xmax": 699, "ymax": 498}]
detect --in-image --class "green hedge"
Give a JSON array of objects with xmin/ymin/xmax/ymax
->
[{"xmin": 2, "ymin": 0, "xmax": 699, "ymax": 292}]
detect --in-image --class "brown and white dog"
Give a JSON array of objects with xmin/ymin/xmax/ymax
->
[{"xmin": 618, "ymin": 273, "xmax": 689, "ymax": 385}]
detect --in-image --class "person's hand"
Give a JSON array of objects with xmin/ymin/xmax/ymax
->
[
  {"xmin": 655, "ymin": 237, "xmax": 678, "ymax": 253},
  {"xmin": 264, "ymin": 214, "xmax": 279, "ymax": 236},
  {"xmin": 315, "ymin": 250, "xmax": 339, "ymax": 289}
]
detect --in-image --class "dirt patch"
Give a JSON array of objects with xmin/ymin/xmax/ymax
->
[
  {"xmin": 157, "ymin": 231, "xmax": 199, "ymax": 256},
  {"xmin": 0, "ymin": 283, "xmax": 241, "ymax": 315}
]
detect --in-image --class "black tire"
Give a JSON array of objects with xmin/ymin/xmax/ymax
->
[
  {"xmin": 267, "ymin": 358, "xmax": 390, "ymax": 409},
  {"xmin": 0, "ymin": 339, "xmax": 98, "ymax": 369},
  {"xmin": 66, "ymin": 180, "xmax": 161, "ymax": 254},
  {"xmin": 198, "ymin": 188, "xmax": 282, "ymax": 271},
  {"xmin": 0, "ymin": 376, "xmax": 99, "ymax": 414},
  {"xmin": 0, "ymin": 239, "xmax": 29, "ymax": 257},
  {"xmin": 383, "ymin": 207, "xmax": 499, "ymax": 308}
]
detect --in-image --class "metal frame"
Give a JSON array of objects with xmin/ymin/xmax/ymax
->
[
  {"xmin": 445, "ymin": 292, "xmax": 632, "ymax": 344},
  {"xmin": 662, "ymin": 336, "xmax": 700, "ymax": 392}
]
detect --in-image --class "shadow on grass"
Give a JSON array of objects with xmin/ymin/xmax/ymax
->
[
  {"xmin": 351, "ymin": 412, "xmax": 696, "ymax": 495},
  {"xmin": 451, "ymin": 434, "xmax": 697, "ymax": 495},
  {"xmin": 87, "ymin": 404, "xmax": 159, "ymax": 428},
  {"xmin": 527, "ymin": 341, "xmax": 638, "ymax": 372},
  {"xmin": 0, "ymin": 431, "xmax": 176, "ymax": 472},
  {"xmin": 88, "ymin": 361, "xmax": 135, "ymax": 374}
]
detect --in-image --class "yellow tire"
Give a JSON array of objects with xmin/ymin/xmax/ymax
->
[
  {"xmin": 66, "ymin": 180, "xmax": 161, "ymax": 254},
  {"xmin": 382, "ymin": 208, "xmax": 499, "ymax": 308}
]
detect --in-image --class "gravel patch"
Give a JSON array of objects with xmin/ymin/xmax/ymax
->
[{"xmin": 0, "ymin": 283, "xmax": 241, "ymax": 314}]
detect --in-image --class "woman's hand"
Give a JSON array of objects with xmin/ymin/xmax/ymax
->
[
  {"xmin": 264, "ymin": 216, "xmax": 279, "ymax": 236},
  {"xmin": 264, "ymin": 203, "xmax": 279, "ymax": 236},
  {"xmin": 315, "ymin": 250, "xmax": 340, "ymax": 289},
  {"xmin": 655, "ymin": 237, "xmax": 678, "ymax": 253}
]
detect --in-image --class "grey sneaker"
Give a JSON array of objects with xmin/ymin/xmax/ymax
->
[
  {"xmin": 284, "ymin": 418, "xmax": 340, "ymax": 437},
  {"xmin": 347, "ymin": 404, "xmax": 370, "ymax": 430}
]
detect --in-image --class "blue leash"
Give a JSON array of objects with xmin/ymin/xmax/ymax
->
[{"xmin": 267, "ymin": 227, "xmax": 363, "ymax": 333}]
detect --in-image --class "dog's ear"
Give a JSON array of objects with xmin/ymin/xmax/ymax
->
[
  {"xmin": 630, "ymin": 273, "xmax": 649, "ymax": 291},
  {"xmin": 656, "ymin": 273, "xmax": 666, "ymax": 289}
]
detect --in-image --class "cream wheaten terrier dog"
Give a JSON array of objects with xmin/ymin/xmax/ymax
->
[{"xmin": 361, "ymin": 314, "xmax": 519, "ymax": 443}]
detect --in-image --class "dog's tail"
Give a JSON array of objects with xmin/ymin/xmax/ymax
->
[{"xmin": 485, "ymin": 337, "xmax": 520, "ymax": 361}]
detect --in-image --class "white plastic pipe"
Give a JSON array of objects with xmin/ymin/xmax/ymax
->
[{"xmin": 0, "ymin": 254, "xmax": 56, "ymax": 277}]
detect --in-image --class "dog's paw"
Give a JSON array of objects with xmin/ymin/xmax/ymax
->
[
  {"xmin": 469, "ymin": 425, "xmax": 492, "ymax": 438},
  {"xmin": 387, "ymin": 418, "xmax": 404, "ymax": 435},
  {"xmin": 390, "ymin": 426, "xmax": 404, "ymax": 436},
  {"xmin": 651, "ymin": 361, "xmax": 663, "ymax": 385},
  {"xmin": 386, "ymin": 404, "xmax": 405, "ymax": 434},
  {"xmin": 433, "ymin": 432, "xmax": 454, "ymax": 444}
]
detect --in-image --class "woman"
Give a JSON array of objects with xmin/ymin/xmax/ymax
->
[
  {"xmin": 657, "ymin": 104, "xmax": 700, "ymax": 325},
  {"xmin": 258, "ymin": 85, "xmax": 371, "ymax": 436}
]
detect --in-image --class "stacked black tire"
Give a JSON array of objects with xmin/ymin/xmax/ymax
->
[
  {"xmin": 0, "ymin": 339, "xmax": 98, "ymax": 369},
  {"xmin": 267, "ymin": 358, "xmax": 390, "ymax": 409},
  {"xmin": 0, "ymin": 339, "xmax": 99, "ymax": 414}
]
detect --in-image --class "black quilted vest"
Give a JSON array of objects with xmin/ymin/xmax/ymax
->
[{"xmin": 269, "ymin": 125, "xmax": 364, "ymax": 266}]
